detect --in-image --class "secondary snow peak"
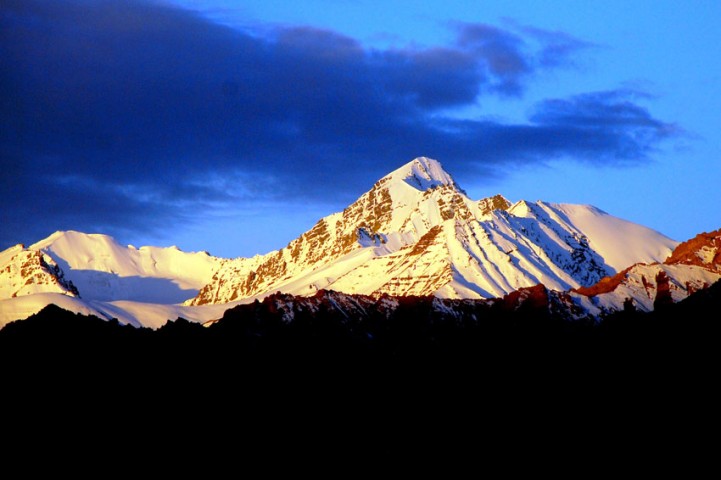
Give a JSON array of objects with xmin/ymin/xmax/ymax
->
[{"xmin": 478, "ymin": 194, "xmax": 511, "ymax": 216}]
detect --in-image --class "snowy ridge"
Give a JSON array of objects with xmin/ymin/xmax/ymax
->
[
  {"xmin": 571, "ymin": 228, "xmax": 721, "ymax": 315},
  {"xmin": 189, "ymin": 157, "xmax": 676, "ymax": 305},
  {"xmin": 517, "ymin": 202, "xmax": 677, "ymax": 271},
  {"xmin": 573, "ymin": 263, "xmax": 721, "ymax": 315},
  {"xmin": 0, "ymin": 232, "xmax": 224, "ymax": 328},
  {"xmin": 29, "ymin": 230, "xmax": 222, "ymax": 303}
]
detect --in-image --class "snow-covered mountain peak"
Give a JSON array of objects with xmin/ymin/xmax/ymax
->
[
  {"xmin": 186, "ymin": 158, "xmax": 679, "ymax": 306},
  {"xmin": 383, "ymin": 157, "xmax": 461, "ymax": 192},
  {"xmin": 18, "ymin": 230, "xmax": 224, "ymax": 303}
]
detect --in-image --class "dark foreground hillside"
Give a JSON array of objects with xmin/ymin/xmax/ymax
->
[
  {"xmin": 3, "ymin": 282, "xmax": 719, "ymax": 375},
  {"xmin": 1, "ymin": 282, "xmax": 719, "ymax": 471}
]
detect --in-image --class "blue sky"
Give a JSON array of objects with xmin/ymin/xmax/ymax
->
[{"xmin": 2, "ymin": 0, "xmax": 720, "ymax": 257}]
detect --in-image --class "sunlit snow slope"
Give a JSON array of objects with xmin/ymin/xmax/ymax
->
[{"xmin": 30, "ymin": 230, "xmax": 221, "ymax": 303}]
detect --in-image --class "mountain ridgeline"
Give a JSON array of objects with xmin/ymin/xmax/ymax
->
[{"xmin": 0, "ymin": 157, "xmax": 719, "ymax": 329}]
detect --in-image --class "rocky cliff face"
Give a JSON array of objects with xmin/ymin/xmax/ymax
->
[
  {"xmin": 665, "ymin": 229, "xmax": 721, "ymax": 272},
  {"xmin": 0, "ymin": 245, "xmax": 79, "ymax": 298},
  {"xmin": 478, "ymin": 194, "xmax": 511, "ymax": 215}
]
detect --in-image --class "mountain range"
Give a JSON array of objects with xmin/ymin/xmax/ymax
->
[{"xmin": 1, "ymin": 157, "xmax": 718, "ymax": 328}]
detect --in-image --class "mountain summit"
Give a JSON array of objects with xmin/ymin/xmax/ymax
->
[
  {"xmin": 384, "ymin": 156, "xmax": 463, "ymax": 192},
  {"xmin": 188, "ymin": 157, "xmax": 676, "ymax": 305}
]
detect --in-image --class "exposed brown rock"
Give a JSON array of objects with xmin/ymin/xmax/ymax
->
[
  {"xmin": 573, "ymin": 266, "xmax": 634, "ymax": 297},
  {"xmin": 478, "ymin": 194, "xmax": 512, "ymax": 216},
  {"xmin": 409, "ymin": 225, "xmax": 443, "ymax": 256},
  {"xmin": 499, "ymin": 284, "xmax": 549, "ymax": 311},
  {"xmin": 665, "ymin": 228, "xmax": 721, "ymax": 271},
  {"xmin": 1, "ymin": 249, "xmax": 79, "ymax": 298}
]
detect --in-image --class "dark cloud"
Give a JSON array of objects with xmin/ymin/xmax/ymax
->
[
  {"xmin": 374, "ymin": 46, "xmax": 482, "ymax": 108},
  {"xmin": 454, "ymin": 22, "xmax": 531, "ymax": 95},
  {"xmin": 528, "ymin": 90, "xmax": 680, "ymax": 161},
  {"xmin": 0, "ymin": 0, "xmax": 678, "ymax": 249},
  {"xmin": 452, "ymin": 21, "xmax": 594, "ymax": 94}
]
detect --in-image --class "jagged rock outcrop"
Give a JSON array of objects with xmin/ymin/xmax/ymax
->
[
  {"xmin": 665, "ymin": 229, "xmax": 721, "ymax": 272},
  {"xmin": 0, "ymin": 245, "xmax": 79, "ymax": 298}
]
